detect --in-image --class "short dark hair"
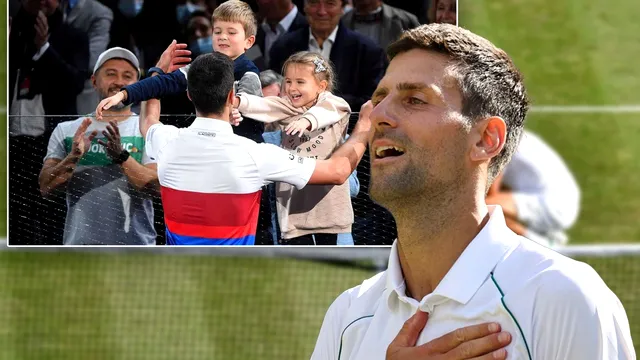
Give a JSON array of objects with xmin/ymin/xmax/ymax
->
[
  {"xmin": 387, "ymin": 23, "xmax": 530, "ymax": 184},
  {"xmin": 187, "ymin": 52, "xmax": 235, "ymax": 115}
]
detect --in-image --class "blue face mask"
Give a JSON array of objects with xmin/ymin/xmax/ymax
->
[
  {"xmin": 190, "ymin": 36, "xmax": 213, "ymax": 58},
  {"xmin": 176, "ymin": 3, "xmax": 205, "ymax": 25},
  {"xmin": 119, "ymin": 0, "xmax": 143, "ymax": 19}
]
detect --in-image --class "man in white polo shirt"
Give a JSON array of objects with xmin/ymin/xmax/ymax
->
[
  {"xmin": 311, "ymin": 24, "xmax": 635, "ymax": 360},
  {"xmin": 134, "ymin": 51, "xmax": 370, "ymax": 245}
]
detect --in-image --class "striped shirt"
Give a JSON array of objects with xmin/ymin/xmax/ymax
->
[{"xmin": 145, "ymin": 118, "xmax": 316, "ymax": 245}]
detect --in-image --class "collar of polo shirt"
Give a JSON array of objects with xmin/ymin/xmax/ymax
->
[
  {"xmin": 189, "ymin": 117, "xmax": 235, "ymax": 133},
  {"xmin": 384, "ymin": 206, "xmax": 518, "ymax": 312}
]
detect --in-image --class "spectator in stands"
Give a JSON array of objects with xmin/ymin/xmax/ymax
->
[
  {"xmin": 249, "ymin": 0, "xmax": 308, "ymax": 70},
  {"xmin": 486, "ymin": 130, "xmax": 581, "ymax": 248},
  {"xmin": 98, "ymin": 0, "xmax": 139, "ymax": 51},
  {"xmin": 138, "ymin": 52, "xmax": 372, "ymax": 245},
  {"xmin": 342, "ymin": 0, "xmax": 419, "ymax": 51},
  {"xmin": 9, "ymin": 0, "xmax": 89, "ymax": 245},
  {"xmin": 257, "ymin": 67, "xmax": 359, "ymax": 245},
  {"xmin": 268, "ymin": 0, "xmax": 387, "ymax": 111},
  {"xmin": 259, "ymin": 69, "xmax": 284, "ymax": 98},
  {"xmin": 39, "ymin": 47, "xmax": 158, "ymax": 245},
  {"xmin": 185, "ymin": 10, "xmax": 213, "ymax": 58},
  {"xmin": 342, "ymin": 0, "xmax": 352, "ymax": 13},
  {"xmin": 427, "ymin": 0, "xmax": 456, "ymax": 25},
  {"xmin": 176, "ymin": 0, "xmax": 207, "ymax": 25},
  {"xmin": 235, "ymin": 52, "xmax": 353, "ymax": 245},
  {"xmin": 61, "ymin": 0, "xmax": 114, "ymax": 115}
]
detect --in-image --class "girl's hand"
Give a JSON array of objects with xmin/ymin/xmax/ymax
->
[
  {"xmin": 231, "ymin": 109, "xmax": 243, "ymax": 126},
  {"xmin": 285, "ymin": 118, "xmax": 311, "ymax": 137}
]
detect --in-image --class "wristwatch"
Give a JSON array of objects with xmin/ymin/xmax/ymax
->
[
  {"xmin": 147, "ymin": 67, "xmax": 165, "ymax": 77},
  {"xmin": 113, "ymin": 150, "xmax": 130, "ymax": 165}
]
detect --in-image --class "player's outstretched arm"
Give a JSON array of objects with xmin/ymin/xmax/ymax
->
[
  {"xmin": 139, "ymin": 99, "xmax": 162, "ymax": 140},
  {"xmin": 307, "ymin": 101, "xmax": 372, "ymax": 185}
]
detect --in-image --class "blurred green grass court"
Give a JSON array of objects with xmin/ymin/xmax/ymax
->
[{"xmin": 1, "ymin": 0, "xmax": 639, "ymax": 358}]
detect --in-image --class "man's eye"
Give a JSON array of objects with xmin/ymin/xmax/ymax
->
[{"xmin": 408, "ymin": 97, "xmax": 426, "ymax": 105}]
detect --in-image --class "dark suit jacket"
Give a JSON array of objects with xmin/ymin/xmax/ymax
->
[
  {"xmin": 252, "ymin": 9, "xmax": 308, "ymax": 71},
  {"xmin": 342, "ymin": 3, "xmax": 421, "ymax": 50},
  {"xmin": 268, "ymin": 21, "xmax": 387, "ymax": 111},
  {"xmin": 9, "ymin": 7, "xmax": 89, "ymax": 128}
]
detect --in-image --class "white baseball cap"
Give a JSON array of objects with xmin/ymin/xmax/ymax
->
[{"xmin": 93, "ymin": 47, "xmax": 141, "ymax": 77}]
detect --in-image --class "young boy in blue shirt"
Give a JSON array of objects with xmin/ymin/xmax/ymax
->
[{"xmin": 96, "ymin": 0, "xmax": 265, "ymax": 143}]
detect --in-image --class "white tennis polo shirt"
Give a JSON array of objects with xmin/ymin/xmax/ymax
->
[
  {"xmin": 145, "ymin": 118, "xmax": 316, "ymax": 245},
  {"xmin": 311, "ymin": 206, "xmax": 635, "ymax": 360}
]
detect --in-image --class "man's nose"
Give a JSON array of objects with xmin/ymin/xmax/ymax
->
[
  {"xmin": 316, "ymin": 3, "xmax": 328, "ymax": 16},
  {"xmin": 370, "ymin": 98, "xmax": 397, "ymax": 130}
]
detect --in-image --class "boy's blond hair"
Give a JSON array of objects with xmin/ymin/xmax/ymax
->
[{"xmin": 212, "ymin": 0, "xmax": 258, "ymax": 38}]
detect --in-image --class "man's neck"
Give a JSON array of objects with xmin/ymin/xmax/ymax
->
[
  {"xmin": 391, "ymin": 185, "xmax": 489, "ymax": 301},
  {"xmin": 98, "ymin": 108, "xmax": 133, "ymax": 122},
  {"xmin": 266, "ymin": 2, "xmax": 294, "ymax": 28},
  {"xmin": 355, "ymin": 1, "xmax": 382, "ymax": 14},
  {"xmin": 196, "ymin": 111, "xmax": 229, "ymax": 122},
  {"xmin": 312, "ymin": 26, "xmax": 336, "ymax": 49}
]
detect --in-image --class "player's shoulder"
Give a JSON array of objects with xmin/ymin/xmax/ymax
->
[
  {"xmin": 497, "ymin": 236, "xmax": 611, "ymax": 305},
  {"xmin": 329, "ymin": 271, "xmax": 388, "ymax": 317}
]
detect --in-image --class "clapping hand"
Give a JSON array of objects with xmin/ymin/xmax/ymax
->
[{"xmin": 97, "ymin": 121, "xmax": 125, "ymax": 161}]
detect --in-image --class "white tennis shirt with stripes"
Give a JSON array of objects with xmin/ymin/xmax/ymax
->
[
  {"xmin": 145, "ymin": 118, "xmax": 316, "ymax": 245},
  {"xmin": 311, "ymin": 206, "xmax": 635, "ymax": 360}
]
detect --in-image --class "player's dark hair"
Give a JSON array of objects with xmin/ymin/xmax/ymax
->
[
  {"xmin": 387, "ymin": 23, "xmax": 530, "ymax": 184},
  {"xmin": 187, "ymin": 52, "xmax": 235, "ymax": 116}
]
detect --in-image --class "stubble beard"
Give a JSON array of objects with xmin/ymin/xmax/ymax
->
[{"xmin": 369, "ymin": 152, "xmax": 467, "ymax": 219}]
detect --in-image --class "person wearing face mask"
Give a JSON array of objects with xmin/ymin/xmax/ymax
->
[
  {"xmin": 185, "ymin": 10, "xmax": 214, "ymax": 58},
  {"xmin": 176, "ymin": 0, "xmax": 207, "ymax": 26},
  {"xmin": 118, "ymin": 0, "xmax": 143, "ymax": 19}
]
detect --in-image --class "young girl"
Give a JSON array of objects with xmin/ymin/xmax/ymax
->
[{"xmin": 233, "ymin": 51, "xmax": 353, "ymax": 245}]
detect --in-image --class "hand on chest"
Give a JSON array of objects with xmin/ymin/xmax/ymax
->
[{"xmin": 342, "ymin": 289, "xmax": 531, "ymax": 360}]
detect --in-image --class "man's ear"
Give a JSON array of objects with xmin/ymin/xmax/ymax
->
[
  {"xmin": 186, "ymin": 90, "xmax": 192, "ymax": 102},
  {"xmin": 470, "ymin": 116, "xmax": 507, "ymax": 162},
  {"xmin": 91, "ymin": 74, "xmax": 97, "ymax": 90},
  {"xmin": 244, "ymin": 35, "xmax": 256, "ymax": 50},
  {"xmin": 227, "ymin": 88, "xmax": 235, "ymax": 106}
]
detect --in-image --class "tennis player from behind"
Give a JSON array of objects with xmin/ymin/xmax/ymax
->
[{"xmin": 132, "ymin": 51, "xmax": 370, "ymax": 245}]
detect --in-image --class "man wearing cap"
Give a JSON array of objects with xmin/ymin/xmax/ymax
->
[{"xmin": 39, "ymin": 47, "xmax": 158, "ymax": 245}]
